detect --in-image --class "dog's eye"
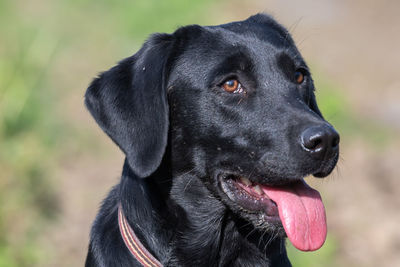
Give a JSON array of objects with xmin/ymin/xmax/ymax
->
[
  {"xmin": 295, "ymin": 70, "xmax": 305, "ymax": 84},
  {"xmin": 222, "ymin": 79, "xmax": 243, "ymax": 93}
]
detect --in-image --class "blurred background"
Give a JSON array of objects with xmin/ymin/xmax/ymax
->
[{"xmin": 1, "ymin": 0, "xmax": 399, "ymax": 266}]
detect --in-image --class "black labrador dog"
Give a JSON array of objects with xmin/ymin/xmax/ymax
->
[{"xmin": 84, "ymin": 14, "xmax": 339, "ymax": 267}]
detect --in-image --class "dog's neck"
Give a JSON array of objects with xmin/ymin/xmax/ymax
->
[
  {"xmin": 120, "ymin": 161, "xmax": 291, "ymax": 266},
  {"xmin": 120, "ymin": 161, "xmax": 173, "ymax": 263}
]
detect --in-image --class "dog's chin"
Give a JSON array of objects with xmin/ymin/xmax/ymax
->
[
  {"xmin": 218, "ymin": 174, "xmax": 287, "ymax": 236},
  {"xmin": 313, "ymin": 153, "xmax": 339, "ymax": 178}
]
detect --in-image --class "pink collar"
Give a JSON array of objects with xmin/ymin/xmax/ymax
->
[{"xmin": 118, "ymin": 204, "xmax": 163, "ymax": 267}]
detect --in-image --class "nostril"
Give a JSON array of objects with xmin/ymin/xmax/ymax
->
[
  {"xmin": 301, "ymin": 127, "xmax": 325, "ymax": 152},
  {"xmin": 305, "ymin": 135, "xmax": 323, "ymax": 151}
]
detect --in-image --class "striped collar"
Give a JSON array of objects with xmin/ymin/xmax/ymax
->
[{"xmin": 118, "ymin": 204, "xmax": 163, "ymax": 267}]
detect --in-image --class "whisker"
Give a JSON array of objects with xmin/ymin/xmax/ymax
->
[{"xmin": 258, "ymin": 229, "xmax": 268, "ymax": 248}]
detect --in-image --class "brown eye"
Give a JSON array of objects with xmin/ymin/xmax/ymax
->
[
  {"xmin": 295, "ymin": 70, "xmax": 305, "ymax": 84},
  {"xmin": 222, "ymin": 79, "xmax": 242, "ymax": 93}
]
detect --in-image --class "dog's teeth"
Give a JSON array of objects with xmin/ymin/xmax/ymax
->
[
  {"xmin": 240, "ymin": 177, "xmax": 252, "ymax": 186},
  {"xmin": 253, "ymin": 185, "xmax": 263, "ymax": 195}
]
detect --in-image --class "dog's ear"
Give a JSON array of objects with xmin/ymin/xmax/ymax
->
[{"xmin": 85, "ymin": 34, "xmax": 174, "ymax": 178}]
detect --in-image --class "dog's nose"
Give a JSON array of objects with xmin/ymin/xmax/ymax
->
[{"xmin": 301, "ymin": 124, "xmax": 340, "ymax": 159}]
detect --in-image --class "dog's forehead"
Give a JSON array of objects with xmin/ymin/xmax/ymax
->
[
  {"xmin": 169, "ymin": 15, "xmax": 303, "ymax": 86},
  {"xmin": 191, "ymin": 20, "xmax": 295, "ymax": 57}
]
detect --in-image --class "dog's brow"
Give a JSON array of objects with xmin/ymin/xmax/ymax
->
[{"xmin": 210, "ymin": 51, "xmax": 254, "ymax": 77}]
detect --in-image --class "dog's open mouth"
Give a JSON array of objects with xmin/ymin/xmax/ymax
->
[{"xmin": 220, "ymin": 175, "xmax": 327, "ymax": 251}]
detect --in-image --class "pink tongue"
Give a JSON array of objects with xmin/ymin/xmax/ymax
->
[{"xmin": 261, "ymin": 180, "xmax": 327, "ymax": 251}]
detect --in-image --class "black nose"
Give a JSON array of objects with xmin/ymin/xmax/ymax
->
[{"xmin": 301, "ymin": 124, "xmax": 340, "ymax": 159}]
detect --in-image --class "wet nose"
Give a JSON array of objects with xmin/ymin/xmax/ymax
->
[{"xmin": 301, "ymin": 124, "xmax": 340, "ymax": 159}]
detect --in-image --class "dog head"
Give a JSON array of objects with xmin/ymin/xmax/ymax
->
[{"xmin": 86, "ymin": 14, "xmax": 339, "ymax": 252}]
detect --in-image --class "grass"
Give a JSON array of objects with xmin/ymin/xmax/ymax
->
[{"xmin": 0, "ymin": 5, "xmax": 62, "ymax": 264}]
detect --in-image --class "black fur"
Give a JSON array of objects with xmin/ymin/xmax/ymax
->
[{"xmin": 85, "ymin": 14, "xmax": 339, "ymax": 267}]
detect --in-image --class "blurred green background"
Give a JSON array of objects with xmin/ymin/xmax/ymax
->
[{"xmin": 1, "ymin": 0, "xmax": 399, "ymax": 266}]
